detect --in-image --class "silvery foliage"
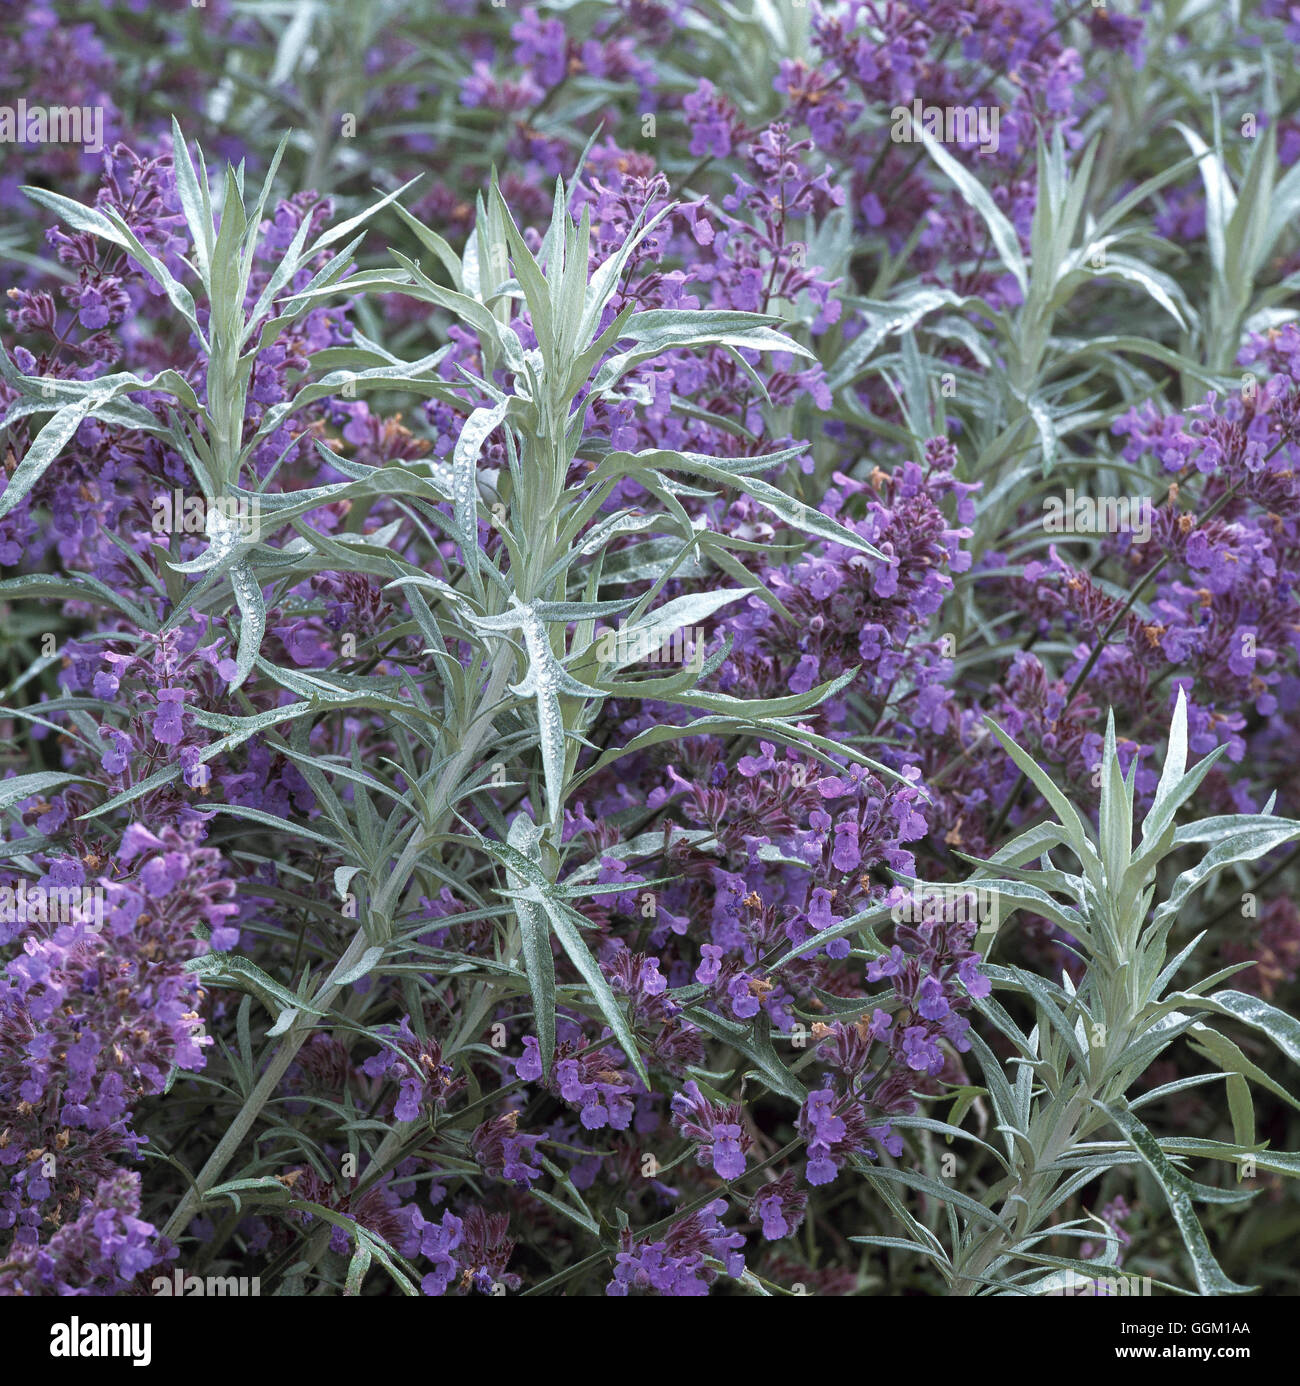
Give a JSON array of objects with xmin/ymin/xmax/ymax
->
[
  {"xmin": 0, "ymin": 128, "xmax": 899, "ymax": 1264},
  {"xmin": 6, "ymin": 121, "xmax": 1296, "ymax": 1297},
  {"xmin": 847, "ymin": 690, "xmax": 1300, "ymax": 1295}
]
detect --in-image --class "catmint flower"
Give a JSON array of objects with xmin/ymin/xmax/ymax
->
[
  {"xmin": 901, "ymin": 1026, "xmax": 944, "ymax": 1075},
  {"xmin": 957, "ymin": 955, "xmax": 992, "ymax": 999},
  {"xmin": 362, "ymin": 1018, "xmax": 465, "ymax": 1122},
  {"xmin": 607, "ymin": 1200, "xmax": 744, "ymax": 1296},
  {"xmin": 749, "ymin": 1171, "xmax": 808, "ymax": 1240},
  {"xmin": 695, "ymin": 943, "xmax": 724, "ymax": 985},
  {"xmin": 516, "ymin": 1036, "xmax": 545, "ymax": 1082},
  {"xmin": 470, "ymin": 1112, "xmax": 544, "ymax": 1189},
  {"xmin": 151, "ymin": 687, "xmax": 189, "ymax": 746},
  {"xmin": 917, "ymin": 975, "xmax": 950, "ymax": 1021},
  {"xmin": 671, "ymin": 1081, "xmax": 752, "ymax": 1180}
]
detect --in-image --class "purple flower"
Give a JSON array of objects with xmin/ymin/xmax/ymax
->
[
  {"xmin": 803, "ymin": 1088, "xmax": 846, "ymax": 1144},
  {"xmin": 749, "ymin": 1171, "xmax": 808, "ymax": 1240},
  {"xmin": 606, "ymin": 1201, "xmax": 744, "ymax": 1296},
  {"xmin": 901, "ymin": 1025, "xmax": 944, "ymax": 1075},
  {"xmin": 671, "ymin": 1081, "xmax": 753, "ymax": 1180},
  {"xmin": 516, "ymin": 1036, "xmax": 545, "ymax": 1082},
  {"xmin": 917, "ymin": 975, "xmax": 951, "ymax": 1021},
  {"xmin": 511, "ymin": 6, "xmax": 568, "ymax": 88},
  {"xmin": 695, "ymin": 943, "xmax": 724, "ymax": 984},
  {"xmin": 790, "ymin": 653, "xmax": 820, "ymax": 693},
  {"xmin": 151, "ymin": 687, "xmax": 188, "ymax": 746},
  {"xmin": 957, "ymin": 954, "xmax": 992, "ymax": 999},
  {"xmin": 470, "ymin": 1112, "xmax": 544, "ymax": 1189}
]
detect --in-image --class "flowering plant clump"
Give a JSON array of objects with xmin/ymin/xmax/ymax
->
[{"xmin": 1, "ymin": 0, "xmax": 1300, "ymax": 1313}]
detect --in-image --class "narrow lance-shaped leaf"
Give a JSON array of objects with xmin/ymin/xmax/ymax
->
[
  {"xmin": 919, "ymin": 131, "xmax": 1028, "ymax": 296},
  {"xmin": 227, "ymin": 560, "xmax": 267, "ymax": 692},
  {"xmin": 453, "ymin": 398, "xmax": 511, "ymax": 596},
  {"xmin": 1175, "ymin": 990, "xmax": 1300, "ymax": 1068},
  {"xmin": 599, "ymin": 447, "xmax": 887, "ymax": 562},
  {"xmin": 597, "ymin": 588, "xmax": 749, "ymax": 673},
  {"xmin": 0, "ymin": 396, "xmax": 95, "ymax": 520},
  {"xmin": 538, "ymin": 892, "xmax": 649, "ymax": 1088},
  {"xmin": 505, "ymin": 811, "xmax": 556, "ymax": 1078},
  {"xmin": 184, "ymin": 952, "xmax": 327, "ymax": 1023},
  {"xmin": 470, "ymin": 600, "xmax": 604, "ymax": 827},
  {"xmin": 0, "ymin": 772, "xmax": 86, "ymax": 813},
  {"xmin": 1096, "ymin": 1099, "xmax": 1255, "ymax": 1296}
]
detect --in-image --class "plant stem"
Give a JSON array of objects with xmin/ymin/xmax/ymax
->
[{"xmin": 162, "ymin": 642, "xmax": 516, "ymax": 1242}]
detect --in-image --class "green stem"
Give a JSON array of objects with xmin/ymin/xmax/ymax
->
[{"xmin": 161, "ymin": 643, "xmax": 517, "ymax": 1242}]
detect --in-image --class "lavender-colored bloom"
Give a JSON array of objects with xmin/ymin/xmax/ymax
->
[{"xmin": 671, "ymin": 1080, "xmax": 753, "ymax": 1180}]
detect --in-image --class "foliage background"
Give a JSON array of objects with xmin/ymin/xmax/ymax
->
[{"xmin": 2, "ymin": 0, "xmax": 1300, "ymax": 1296}]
